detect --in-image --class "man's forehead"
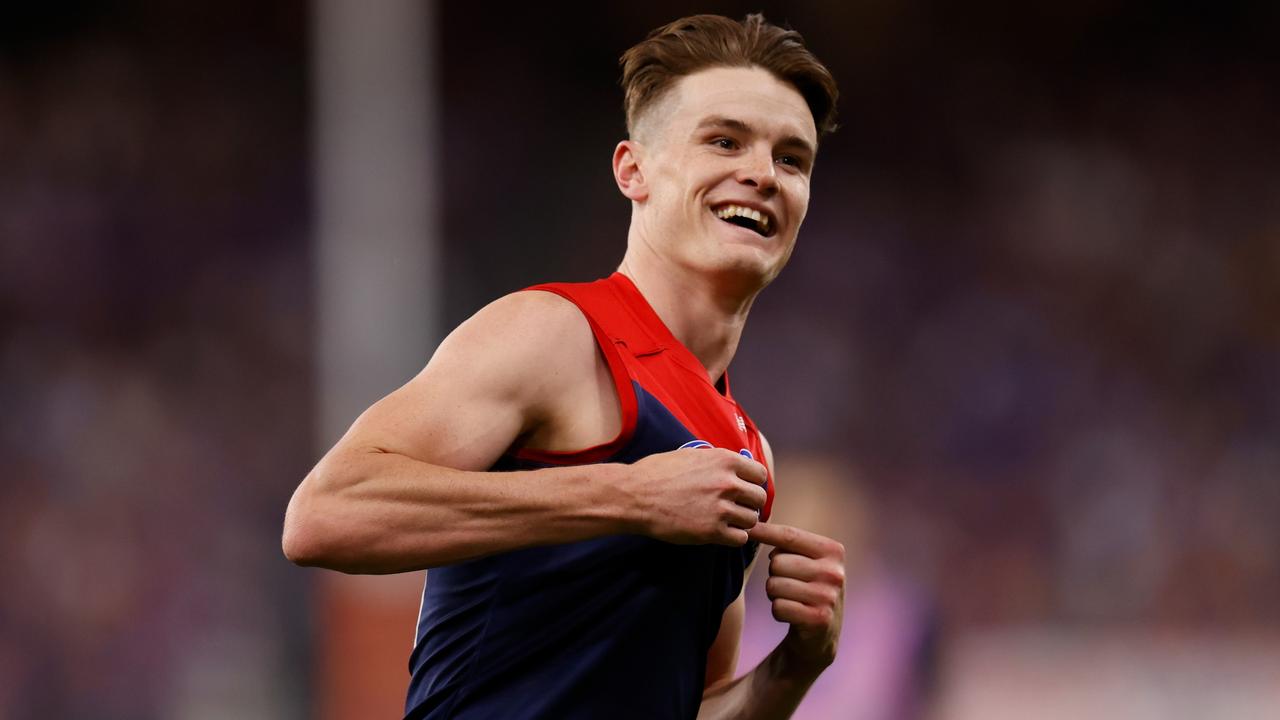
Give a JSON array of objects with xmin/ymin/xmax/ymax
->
[{"xmin": 670, "ymin": 67, "xmax": 817, "ymax": 144}]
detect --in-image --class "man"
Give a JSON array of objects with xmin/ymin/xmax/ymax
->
[{"xmin": 284, "ymin": 13, "xmax": 845, "ymax": 719}]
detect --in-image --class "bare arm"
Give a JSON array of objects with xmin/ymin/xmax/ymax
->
[
  {"xmin": 699, "ymin": 435, "xmax": 846, "ymax": 719},
  {"xmin": 282, "ymin": 291, "xmax": 631, "ymax": 572},
  {"xmin": 282, "ymin": 291, "xmax": 769, "ymax": 573}
]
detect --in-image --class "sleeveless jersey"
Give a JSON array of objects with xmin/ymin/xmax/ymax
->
[{"xmin": 404, "ymin": 272, "xmax": 775, "ymax": 719}]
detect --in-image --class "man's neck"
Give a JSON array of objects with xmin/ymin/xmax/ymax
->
[{"xmin": 617, "ymin": 252, "xmax": 760, "ymax": 385}]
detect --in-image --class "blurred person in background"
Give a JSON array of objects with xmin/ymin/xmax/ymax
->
[
  {"xmin": 738, "ymin": 456, "xmax": 941, "ymax": 719},
  {"xmin": 284, "ymin": 13, "xmax": 848, "ymax": 720}
]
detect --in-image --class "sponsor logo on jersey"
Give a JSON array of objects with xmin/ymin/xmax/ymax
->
[{"xmin": 679, "ymin": 438, "xmax": 754, "ymax": 461}]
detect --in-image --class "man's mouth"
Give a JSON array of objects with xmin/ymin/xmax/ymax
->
[{"xmin": 712, "ymin": 204, "xmax": 775, "ymax": 238}]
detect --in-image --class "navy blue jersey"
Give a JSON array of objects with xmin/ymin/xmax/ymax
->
[{"xmin": 404, "ymin": 274, "xmax": 774, "ymax": 719}]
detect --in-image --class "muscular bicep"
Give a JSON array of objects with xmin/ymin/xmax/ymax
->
[{"xmin": 331, "ymin": 291, "xmax": 590, "ymax": 471}]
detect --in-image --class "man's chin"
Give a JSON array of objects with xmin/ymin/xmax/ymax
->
[{"xmin": 692, "ymin": 252, "xmax": 785, "ymax": 293}]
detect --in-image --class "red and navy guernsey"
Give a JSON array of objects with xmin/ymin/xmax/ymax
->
[{"xmin": 404, "ymin": 272, "xmax": 775, "ymax": 719}]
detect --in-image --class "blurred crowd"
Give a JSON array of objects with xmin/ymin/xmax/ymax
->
[
  {"xmin": 1, "ymin": 3, "xmax": 1277, "ymax": 718},
  {"xmin": 0, "ymin": 6, "xmax": 311, "ymax": 718}
]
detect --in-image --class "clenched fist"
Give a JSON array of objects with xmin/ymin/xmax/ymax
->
[
  {"xmin": 624, "ymin": 447, "xmax": 768, "ymax": 546},
  {"xmin": 748, "ymin": 522, "xmax": 845, "ymax": 673}
]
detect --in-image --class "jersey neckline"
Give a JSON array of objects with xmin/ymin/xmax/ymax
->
[{"xmin": 606, "ymin": 272, "xmax": 738, "ymax": 402}]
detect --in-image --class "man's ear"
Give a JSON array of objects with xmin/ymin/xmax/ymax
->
[{"xmin": 613, "ymin": 140, "xmax": 648, "ymax": 202}]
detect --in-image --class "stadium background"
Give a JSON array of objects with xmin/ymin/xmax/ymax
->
[{"xmin": 1, "ymin": 1, "xmax": 1277, "ymax": 717}]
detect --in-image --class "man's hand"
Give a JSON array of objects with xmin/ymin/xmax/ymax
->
[
  {"xmin": 747, "ymin": 522, "xmax": 845, "ymax": 675},
  {"xmin": 626, "ymin": 447, "xmax": 768, "ymax": 546}
]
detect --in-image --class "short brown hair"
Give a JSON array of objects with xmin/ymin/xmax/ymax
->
[{"xmin": 620, "ymin": 13, "xmax": 839, "ymax": 139}]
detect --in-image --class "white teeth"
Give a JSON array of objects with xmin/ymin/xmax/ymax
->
[{"xmin": 713, "ymin": 204, "xmax": 772, "ymax": 233}]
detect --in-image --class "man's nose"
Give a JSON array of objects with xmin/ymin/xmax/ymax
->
[{"xmin": 736, "ymin": 149, "xmax": 778, "ymax": 195}]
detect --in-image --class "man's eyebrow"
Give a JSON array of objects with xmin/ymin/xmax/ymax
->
[
  {"xmin": 695, "ymin": 116, "xmax": 751, "ymax": 134},
  {"xmin": 694, "ymin": 116, "xmax": 815, "ymax": 157}
]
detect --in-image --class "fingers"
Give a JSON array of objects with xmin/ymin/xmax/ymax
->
[
  {"xmin": 765, "ymin": 576, "xmax": 840, "ymax": 608},
  {"xmin": 728, "ymin": 451, "xmax": 769, "ymax": 485},
  {"xmin": 720, "ymin": 526, "xmax": 750, "ymax": 547},
  {"xmin": 747, "ymin": 522, "xmax": 844, "ymax": 560},
  {"xmin": 720, "ymin": 450, "xmax": 766, "ymax": 512},
  {"xmin": 723, "ymin": 501, "xmax": 760, "ymax": 531},
  {"xmin": 763, "ymin": 541, "xmax": 845, "ymax": 648},
  {"xmin": 767, "ymin": 551, "xmax": 846, "ymax": 585},
  {"xmin": 770, "ymin": 598, "xmax": 835, "ymax": 627},
  {"xmin": 728, "ymin": 478, "xmax": 768, "ymax": 512},
  {"xmin": 643, "ymin": 446, "xmax": 769, "ymax": 547},
  {"xmin": 674, "ymin": 447, "xmax": 767, "ymax": 492},
  {"xmin": 762, "ymin": 524, "xmax": 846, "ymax": 607}
]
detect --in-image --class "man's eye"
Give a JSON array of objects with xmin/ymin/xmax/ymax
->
[
  {"xmin": 713, "ymin": 138, "xmax": 737, "ymax": 150},
  {"xmin": 773, "ymin": 154, "xmax": 803, "ymax": 170}
]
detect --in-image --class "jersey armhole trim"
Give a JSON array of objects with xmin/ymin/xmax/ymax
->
[{"xmin": 509, "ymin": 287, "xmax": 639, "ymax": 465}]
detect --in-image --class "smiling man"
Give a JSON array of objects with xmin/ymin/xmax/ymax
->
[{"xmin": 283, "ymin": 14, "xmax": 844, "ymax": 719}]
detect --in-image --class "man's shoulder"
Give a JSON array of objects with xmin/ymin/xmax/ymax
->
[
  {"xmin": 468, "ymin": 286, "xmax": 588, "ymax": 339},
  {"xmin": 440, "ymin": 287, "xmax": 596, "ymax": 378}
]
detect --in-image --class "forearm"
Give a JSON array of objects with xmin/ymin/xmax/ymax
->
[
  {"xmin": 698, "ymin": 638, "xmax": 827, "ymax": 720},
  {"xmin": 283, "ymin": 449, "xmax": 636, "ymax": 573}
]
